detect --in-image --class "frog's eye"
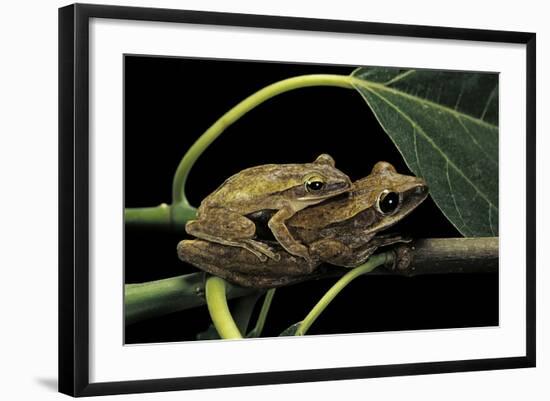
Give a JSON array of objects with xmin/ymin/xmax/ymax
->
[
  {"xmin": 376, "ymin": 189, "xmax": 401, "ymax": 215},
  {"xmin": 305, "ymin": 176, "xmax": 326, "ymax": 192}
]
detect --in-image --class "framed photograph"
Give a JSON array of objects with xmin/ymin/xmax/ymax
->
[{"xmin": 59, "ymin": 3, "xmax": 536, "ymax": 397}]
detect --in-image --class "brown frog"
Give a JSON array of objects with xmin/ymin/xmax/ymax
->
[
  {"xmin": 178, "ymin": 162, "xmax": 428, "ymax": 288},
  {"xmin": 185, "ymin": 154, "xmax": 352, "ymax": 262}
]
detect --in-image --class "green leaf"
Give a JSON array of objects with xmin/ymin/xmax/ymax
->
[
  {"xmin": 351, "ymin": 67, "xmax": 498, "ymax": 237},
  {"xmin": 279, "ymin": 322, "xmax": 302, "ymax": 336}
]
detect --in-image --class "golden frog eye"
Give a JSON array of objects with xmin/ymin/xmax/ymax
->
[
  {"xmin": 376, "ymin": 189, "xmax": 401, "ymax": 215},
  {"xmin": 304, "ymin": 175, "xmax": 326, "ymax": 192}
]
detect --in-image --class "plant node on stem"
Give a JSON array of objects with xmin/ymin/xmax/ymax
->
[{"xmin": 126, "ymin": 74, "xmax": 355, "ymax": 228}]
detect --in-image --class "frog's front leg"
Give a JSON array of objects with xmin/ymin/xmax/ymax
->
[
  {"xmin": 185, "ymin": 207, "xmax": 279, "ymax": 262},
  {"xmin": 268, "ymin": 205, "xmax": 311, "ymax": 262}
]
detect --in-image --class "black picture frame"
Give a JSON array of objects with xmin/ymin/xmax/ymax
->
[{"xmin": 59, "ymin": 3, "xmax": 536, "ymax": 397}]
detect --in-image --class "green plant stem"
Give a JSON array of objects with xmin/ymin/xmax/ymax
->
[
  {"xmin": 125, "ymin": 273, "xmax": 254, "ymax": 325},
  {"xmin": 124, "ymin": 204, "xmax": 172, "ymax": 227},
  {"xmin": 125, "ymin": 238, "xmax": 497, "ymax": 325},
  {"xmin": 126, "ymin": 74, "xmax": 355, "ymax": 227},
  {"xmin": 171, "ymin": 74, "xmax": 355, "ymax": 204},
  {"xmin": 124, "ymin": 202, "xmax": 197, "ymax": 229},
  {"xmin": 248, "ymin": 289, "xmax": 276, "ymax": 337},
  {"xmin": 205, "ymin": 276, "xmax": 243, "ymax": 339},
  {"xmin": 295, "ymin": 252, "xmax": 392, "ymax": 336}
]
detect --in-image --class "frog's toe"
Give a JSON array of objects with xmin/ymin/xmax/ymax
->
[
  {"xmin": 287, "ymin": 245, "xmax": 311, "ymax": 262},
  {"xmin": 256, "ymin": 253, "xmax": 268, "ymax": 262},
  {"xmin": 262, "ymin": 247, "xmax": 281, "ymax": 261},
  {"xmin": 242, "ymin": 245, "xmax": 268, "ymax": 262},
  {"xmin": 243, "ymin": 239, "xmax": 278, "ymax": 262}
]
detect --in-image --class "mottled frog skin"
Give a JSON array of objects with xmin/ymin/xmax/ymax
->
[
  {"xmin": 185, "ymin": 154, "xmax": 352, "ymax": 262},
  {"xmin": 178, "ymin": 162, "xmax": 428, "ymax": 288}
]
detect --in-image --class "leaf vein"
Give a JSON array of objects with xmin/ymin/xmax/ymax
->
[
  {"xmin": 481, "ymin": 85, "xmax": 497, "ymax": 121},
  {"xmin": 455, "ymin": 114, "xmax": 498, "ymax": 167},
  {"xmin": 412, "ymin": 127, "xmax": 425, "ymax": 178},
  {"xmin": 446, "ymin": 161, "xmax": 470, "ymax": 234},
  {"xmin": 384, "ymin": 70, "xmax": 416, "ymax": 86},
  {"xmin": 454, "ymin": 82, "xmax": 465, "ymax": 111},
  {"xmin": 351, "ymin": 78, "xmax": 499, "ymax": 131}
]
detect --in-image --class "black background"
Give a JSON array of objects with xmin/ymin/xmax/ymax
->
[{"xmin": 124, "ymin": 55, "xmax": 498, "ymax": 344}]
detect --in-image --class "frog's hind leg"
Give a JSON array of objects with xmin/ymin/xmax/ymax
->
[
  {"xmin": 186, "ymin": 207, "xmax": 279, "ymax": 262},
  {"xmin": 310, "ymin": 239, "xmax": 377, "ymax": 268},
  {"xmin": 310, "ymin": 239, "xmax": 353, "ymax": 266},
  {"xmin": 183, "ymin": 230, "xmax": 274, "ymax": 262}
]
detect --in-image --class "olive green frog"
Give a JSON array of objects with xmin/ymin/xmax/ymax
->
[
  {"xmin": 178, "ymin": 161, "xmax": 428, "ymax": 288},
  {"xmin": 185, "ymin": 154, "xmax": 352, "ymax": 262}
]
